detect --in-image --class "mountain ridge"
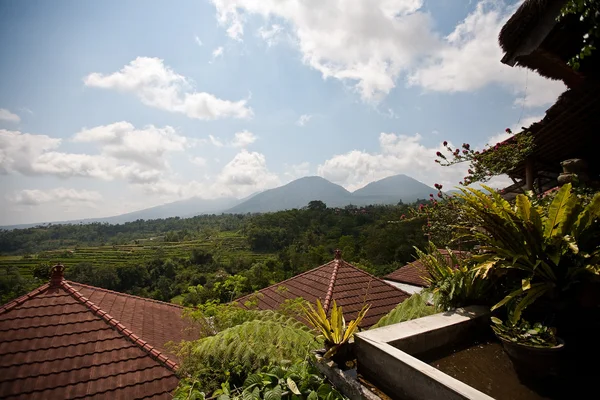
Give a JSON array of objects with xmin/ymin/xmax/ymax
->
[{"xmin": 1, "ymin": 174, "xmax": 435, "ymax": 229}]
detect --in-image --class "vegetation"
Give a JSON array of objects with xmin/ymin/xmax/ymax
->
[
  {"xmin": 559, "ymin": 0, "xmax": 600, "ymax": 70},
  {"xmin": 302, "ymin": 300, "xmax": 369, "ymax": 359},
  {"xmin": 0, "ymin": 203, "xmax": 430, "ymax": 305},
  {"xmin": 435, "ymin": 130, "xmax": 535, "ymax": 187},
  {"xmin": 416, "ymin": 244, "xmax": 492, "ymax": 311},
  {"xmin": 370, "ymin": 293, "xmax": 435, "ymax": 329},
  {"xmin": 491, "ymin": 317, "xmax": 558, "ymax": 348},
  {"xmin": 174, "ymin": 362, "xmax": 345, "ymax": 400},
  {"xmin": 457, "ymin": 184, "xmax": 600, "ymax": 325}
]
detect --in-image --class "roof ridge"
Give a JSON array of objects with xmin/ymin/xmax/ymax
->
[
  {"xmin": 65, "ymin": 281, "xmax": 184, "ymax": 309},
  {"xmin": 60, "ymin": 281, "xmax": 179, "ymax": 372},
  {"xmin": 235, "ymin": 260, "xmax": 337, "ymax": 304},
  {"xmin": 0, "ymin": 284, "xmax": 50, "ymax": 315},
  {"xmin": 322, "ymin": 259, "xmax": 341, "ymax": 313},
  {"xmin": 339, "ymin": 260, "xmax": 412, "ymax": 297}
]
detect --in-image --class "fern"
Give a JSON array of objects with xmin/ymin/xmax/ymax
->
[
  {"xmin": 179, "ymin": 311, "xmax": 320, "ymax": 389},
  {"xmin": 370, "ymin": 293, "xmax": 435, "ymax": 329}
]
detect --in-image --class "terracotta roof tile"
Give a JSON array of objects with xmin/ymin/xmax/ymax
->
[
  {"xmin": 0, "ymin": 273, "xmax": 193, "ymax": 399},
  {"xmin": 384, "ymin": 249, "xmax": 469, "ymax": 287},
  {"xmin": 236, "ymin": 257, "xmax": 411, "ymax": 328}
]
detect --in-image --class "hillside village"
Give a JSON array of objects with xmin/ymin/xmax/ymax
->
[{"xmin": 1, "ymin": 0, "xmax": 599, "ymax": 399}]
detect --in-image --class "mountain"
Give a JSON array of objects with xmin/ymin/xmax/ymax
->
[
  {"xmin": 351, "ymin": 174, "xmax": 434, "ymax": 205},
  {"xmin": 225, "ymin": 176, "xmax": 353, "ymax": 213},
  {"xmin": 1, "ymin": 197, "xmax": 240, "ymax": 230},
  {"xmin": 98, "ymin": 196, "xmax": 240, "ymax": 223},
  {"xmin": 225, "ymin": 174, "xmax": 436, "ymax": 214}
]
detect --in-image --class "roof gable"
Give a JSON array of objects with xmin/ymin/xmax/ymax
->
[
  {"xmin": 384, "ymin": 249, "xmax": 469, "ymax": 287},
  {"xmin": 0, "ymin": 269, "xmax": 192, "ymax": 399},
  {"xmin": 236, "ymin": 255, "xmax": 411, "ymax": 328}
]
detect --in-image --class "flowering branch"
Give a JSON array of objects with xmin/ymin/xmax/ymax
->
[{"xmin": 435, "ymin": 129, "xmax": 535, "ymax": 186}]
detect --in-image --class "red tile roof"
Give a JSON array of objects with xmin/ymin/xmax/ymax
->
[
  {"xmin": 384, "ymin": 249, "xmax": 469, "ymax": 287},
  {"xmin": 236, "ymin": 253, "xmax": 411, "ymax": 328},
  {"xmin": 0, "ymin": 267, "xmax": 194, "ymax": 399}
]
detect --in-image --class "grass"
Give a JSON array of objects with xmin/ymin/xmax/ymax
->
[{"xmin": 0, "ymin": 232, "xmax": 274, "ymax": 278}]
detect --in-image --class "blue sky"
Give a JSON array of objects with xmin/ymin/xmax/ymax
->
[{"xmin": 0, "ymin": 0, "xmax": 565, "ymax": 224}]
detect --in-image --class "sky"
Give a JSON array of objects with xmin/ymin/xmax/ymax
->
[{"xmin": 0, "ymin": 0, "xmax": 565, "ymax": 225}]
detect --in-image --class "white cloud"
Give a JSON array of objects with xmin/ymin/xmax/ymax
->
[
  {"xmin": 283, "ymin": 161, "xmax": 310, "ymax": 181},
  {"xmin": 0, "ymin": 108, "xmax": 20, "ymax": 123},
  {"xmin": 73, "ymin": 121, "xmax": 188, "ymax": 168},
  {"xmin": 1, "ymin": 123, "xmax": 188, "ymax": 184},
  {"xmin": 211, "ymin": 1, "xmax": 563, "ymax": 107},
  {"xmin": 296, "ymin": 114, "xmax": 312, "ymax": 126},
  {"xmin": 258, "ymin": 24, "xmax": 283, "ymax": 47},
  {"xmin": 194, "ymin": 35, "xmax": 203, "ymax": 46},
  {"xmin": 215, "ymin": 149, "xmax": 280, "ymax": 196},
  {"xmin": 190, "ymin": 156, "xmax": 207, "ymax": 167},
  {"xmin": 84, "ymin": 57, "xmax": 252, "ymax": 120},
  {"xmin": 230, "ymin": 130, "xmax": 256, "ymax": 147},
  {"xmin": 9, "ymin": 188, "xmax": 102, "ymax": 206},
  {"xmin": 211, "ymin": 46, "xmax": 224, "ymax": 62},
  {"xmin": 209, "ymin": 134, "xmax": 224, "ymax": 147},
  {"xmin": 318, "ymin": 132, "xmax": 467, "ymax": 191},
  {"xmin": 210, "ymin": 0, "xmax": 437, "ymax": 101},
  {"xmin": 407, "ymin": 1, "xmax": 565, "ymax": 108}
]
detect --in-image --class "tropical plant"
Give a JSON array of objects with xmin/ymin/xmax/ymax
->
[
  {"xmin": 415, "ymin": 243, "xmax": 492, "ymax": 310},
  {"xmin": 370, "ymin": 293, "xmax": 435, "ymax": 329},
  {"xmin": 177, "ymin": 311, "xmax": 320, "ymax": 390},
  {"xmin": 302, "ymin": 299, "xmax": 369, "ymax": 358},
  {"xmin": 435, "ymin": 130, "xmax": 535, "ymax": 187},
  {"xmin": 558, "ymin": 0, "xmax": 600, "ymax": 70},
  {"xmin": 174, "ymin": 362, "xmax": 346, "ymax": 400},
  {"xmin": 491, "ymin": 317, "xmax": 558, "ymax": 348},
  {"xmin": 457, "ymin": 183, "xmax": 600, "ymax": 325}
]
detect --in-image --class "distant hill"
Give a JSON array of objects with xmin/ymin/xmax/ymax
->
[
  {"xmin": 351, "ymin": 174, "xmax": 434, "ymax": 205},
  {"xmin": 225, "ymin": 174, "xmax": 436, "ymax": 213},
  {"xmin": 1, "ymin": 174, "xmax": 438, "ymax": 229},
  {"xmin": 1, "ymin": 197, "xmax": 240, "ymax": 230},
  {"xmin": 225, "ymin": 176, "xmax": 353, "ymax": 213}
]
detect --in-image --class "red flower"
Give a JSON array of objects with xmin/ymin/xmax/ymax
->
[
  {"xmin": 434, "ymin": 183, "xmax": 442, "ymax": 190},
  {"xmin": 436, "ymin": 151, "xmax": 443, "ymax": 157},
  {"xmin": 401, "ymin": 214, "xmax": 406, "ymax": 219},
  {"xmin": 468, "ymin": 169, "xmax": 473, "ymax": 174},
  {"xmin": 438, "ymin": 191, "xmax": 443, "ymax": 198},
  {"xmin": 430, "ymin": 193, "xmax": 434, "ymax": 197},
  {"xmin": 419, "ymin": 204, "xmax": 424, "ymax": 211},
  {"xmin": 505, "ymin": 128, "xmax": 512, "ymax": 134},
  {"xmin": 443, "ymin": 141, "xmax": 448, "ymax": 146},
  {"xmin": 462, "ymin": 149, "xmax": 468, "ymax": 154}
]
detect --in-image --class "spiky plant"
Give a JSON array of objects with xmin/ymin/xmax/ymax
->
[{"xmin": 370, "ymin": 293, "xmax": 435, "ymax": 329}]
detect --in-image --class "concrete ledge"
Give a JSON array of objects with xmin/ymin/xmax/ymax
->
[
  {"xmin": 312, "ymin": 355, "xmax": 380, "ymax": 400},
  {"xmin": 355, "ymin": 306, "xmax": 492, "ymax": 400}
]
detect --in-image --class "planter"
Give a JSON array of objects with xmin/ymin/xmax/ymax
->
[
  {"xmin": 557, "ymin": 158, "xmax": 588, "ymax": 185},
  {"xmin": 498, "ymin": 336, "xmax": 564, "ymax": 378},
  {"xmin": 329, "ymin": 342, "xmax": 356, "ymax": 370}
]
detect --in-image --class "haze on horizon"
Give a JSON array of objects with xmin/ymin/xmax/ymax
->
[{"xmin": 0, "ymin": 0, "xmax": 564, "ymax": 225}]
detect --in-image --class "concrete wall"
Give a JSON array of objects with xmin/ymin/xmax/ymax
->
[{"xmin": 355, "ymin": 306, "xmax": 492, "ymax": 400}]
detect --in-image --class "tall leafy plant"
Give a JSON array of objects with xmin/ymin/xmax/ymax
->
[
  {"xmin": 457, "ymin": 184, "xmax": 600, "ymax": 324},
  {"xmin": 303, "ymin": 299, "xmax": 369, "ymax": 358},
  {"xmin": 415, "ymin": 243, "xmax": 492, "ymax": 310}
]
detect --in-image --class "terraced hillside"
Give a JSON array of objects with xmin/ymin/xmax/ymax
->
[{"xmin": 0, "ymin": 232, "xmax": 274, "ymax": 279}]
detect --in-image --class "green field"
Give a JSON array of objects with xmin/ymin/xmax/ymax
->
[{"xmin": 0, "ymin": 232, "xmax": 273, "ymax": 278}]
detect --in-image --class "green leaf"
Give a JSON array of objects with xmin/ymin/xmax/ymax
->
[
  {"xmin": 264, "ymin": 386, "xmax": 282, "ymax": 400},
  {"xmin": 307, "ymin": 391, "xmax": 319, "ymax": 400},
  {"xmin": 286, "ymin": 378, "xmax": 301, "ymax": 396},
  {"xmin": 244, "ymin": 374, "xmax": 263, "ymax": 388},
  {"xmin": 491, "ymin": 286, "xmax": 524, "ymax": 311},
  {"xmin": 573, "ymin": 192, "xmax": 600, "ymax": 239},
  {"xmin": 317, "ymin": 384, "xmax": 333, "ymax": 399},
  {"xmin": 491, "ymin": 316, "xmax": 503, "ymax": 325},
  {"xmin": 217, "ymin": 395, "xmax": 230, "ymax": 400},
  {"xmin": 510, "ymin": 282, "xmax": 553, "ymax": 324},
  {"xmin": 544, "ymin": 183, "xmax": 574, "ymax": 239}
]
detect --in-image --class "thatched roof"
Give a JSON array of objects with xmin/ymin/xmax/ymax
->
[
  {"xmin": 498, "ymin": 0, "xmax": 563, "ymax": 54},
  {"xmin": 498, "ymin": 0, "xmax": 597, "ymax": 87},
  {"xmin": 503, "ymin": 80, "xmax": 600, "ymax": 188}
]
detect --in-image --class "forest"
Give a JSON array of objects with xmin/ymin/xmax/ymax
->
[{"xmin": 0, "ymin": 200, "xmax": 432, "ymax": 304}]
